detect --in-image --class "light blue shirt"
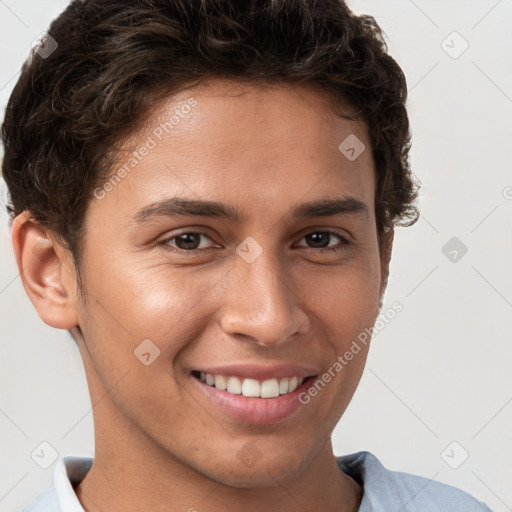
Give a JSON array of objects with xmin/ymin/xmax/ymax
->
[{"xmin": 22, "ymin": 451, "xmax": 493, "ymax": 511}]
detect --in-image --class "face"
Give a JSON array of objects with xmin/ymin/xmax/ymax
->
[{"xmin": 68, "ymin": 80, "xmax": 388, "ymax": 486}]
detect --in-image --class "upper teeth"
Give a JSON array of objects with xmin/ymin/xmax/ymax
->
[{"xmin": 198, "ymin": 372, "xmax": 304, "ymax": 398}]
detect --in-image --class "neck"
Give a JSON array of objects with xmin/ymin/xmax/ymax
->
[
  {"xmin": 76, "ymin": 430, "xmax": 362, "ymax": 512},
  {"xmin": 75, "ymin": 396, "xmax": 362, "ymax": 512},
  {"xmin": 75, "ymin": 348, "xmax": 362, "ymax": 512}
]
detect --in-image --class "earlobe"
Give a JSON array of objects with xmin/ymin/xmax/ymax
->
[{"xmin": 11, "ymin": 212, "xmax": 80, "ymax": 330}]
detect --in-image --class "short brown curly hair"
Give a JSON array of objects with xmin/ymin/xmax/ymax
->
[{"xmin": 1, "ymin": 0, "xmax": 419, "ymax": 294}]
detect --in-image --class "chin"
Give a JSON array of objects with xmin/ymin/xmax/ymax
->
[{"xmin": 194, "ymin": 442, "xmax": 315, "ymax": 489}]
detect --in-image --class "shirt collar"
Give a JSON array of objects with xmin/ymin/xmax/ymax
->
[
  {"xmin": 53, "ymin": 451, "xmax": 386, "ymax": 511},
  {"xmin": 53, "ymin": 456, "xmax": 92, "ymax": 512}
]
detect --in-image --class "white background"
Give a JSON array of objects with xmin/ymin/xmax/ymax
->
[{"xmin": 1, "ymin": 1, "xmax": 511, "ymax": 511}]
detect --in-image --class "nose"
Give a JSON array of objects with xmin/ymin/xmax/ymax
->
[{"xmin": 219, "ymin": 247, "xmax": 310, "ymax": 346}]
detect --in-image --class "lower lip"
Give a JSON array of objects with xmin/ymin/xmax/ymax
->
[{"xmin": 192, "ymin": 375, "xmax": 315, "ymax": 425}]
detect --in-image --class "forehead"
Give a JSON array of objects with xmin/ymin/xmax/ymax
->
[
  {"xmin": 94, "ymin": 79, "xmax": 376, "ymax": 224},
  {"xmin": 145, "ymin": 79, "xmax": 367, "ymax": 159}
]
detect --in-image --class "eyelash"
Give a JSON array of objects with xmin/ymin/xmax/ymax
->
[{"xmin": 159, "ymin": 230, "xmax": 350, "ymax": 255}]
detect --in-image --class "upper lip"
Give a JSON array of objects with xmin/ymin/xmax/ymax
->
[{"xmin": 192, "ymin": 364, "xmax": 318, "ymax": 381}]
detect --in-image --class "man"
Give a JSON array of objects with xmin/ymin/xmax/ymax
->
[{"xmin": 2, "ymin": 0, "xmax": 494, "ymax": 510}]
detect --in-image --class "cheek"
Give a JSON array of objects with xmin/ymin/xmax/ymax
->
[
  {"xmin": 300, "ymin": 257, "xmax": 381, "ymax": 336},
  {"xmin": 75, "ymin": 264, "xmax": 195, "ymax": 427},
  {"xmin": 85, "ymin": 246, "xmax": 380, "ymax": 338},
  {"xmin": 298, "ymin": 264, "xmax": 379, "ymax": 415},
  {"xmin": 77, "ymin": 234, "xmax": 381, "ymax": 382},
  {"xmin": 77, "ymin": 256, "xmax": 226, "ymax": 366}
]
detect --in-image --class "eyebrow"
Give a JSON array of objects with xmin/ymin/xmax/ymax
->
[{"xmin": 132, "ymin": 196, "xmax": 368, "ymax": 224}]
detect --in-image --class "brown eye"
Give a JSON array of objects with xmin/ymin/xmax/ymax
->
[
  {"xmin": 297, "ymin": 230, "xmax": 350, "ymax": 252},
  {"xmin": 305, "ymin": 232, "xmax": 331, "ymax": 248},
  {"xmin": 161, "ymin": 232, "xmax": 216, "ymax": 252}
]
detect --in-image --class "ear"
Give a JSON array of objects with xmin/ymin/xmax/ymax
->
[
  {"xmin": 11, "ymin": 212, "xmax": 80, "ymax": 330},
  {"xmin": 378, "ymin": 228, "xmax": 394, "ymax": 307}
]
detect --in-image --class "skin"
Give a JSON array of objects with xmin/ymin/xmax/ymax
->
[{"xmin": 12, "ymin": 79, "xmax": 393, "ymax": 512}]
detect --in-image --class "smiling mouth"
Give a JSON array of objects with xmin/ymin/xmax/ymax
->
[{"xmin": 191, "ymin": 370, "xmax": 307, "ymax": 399}]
